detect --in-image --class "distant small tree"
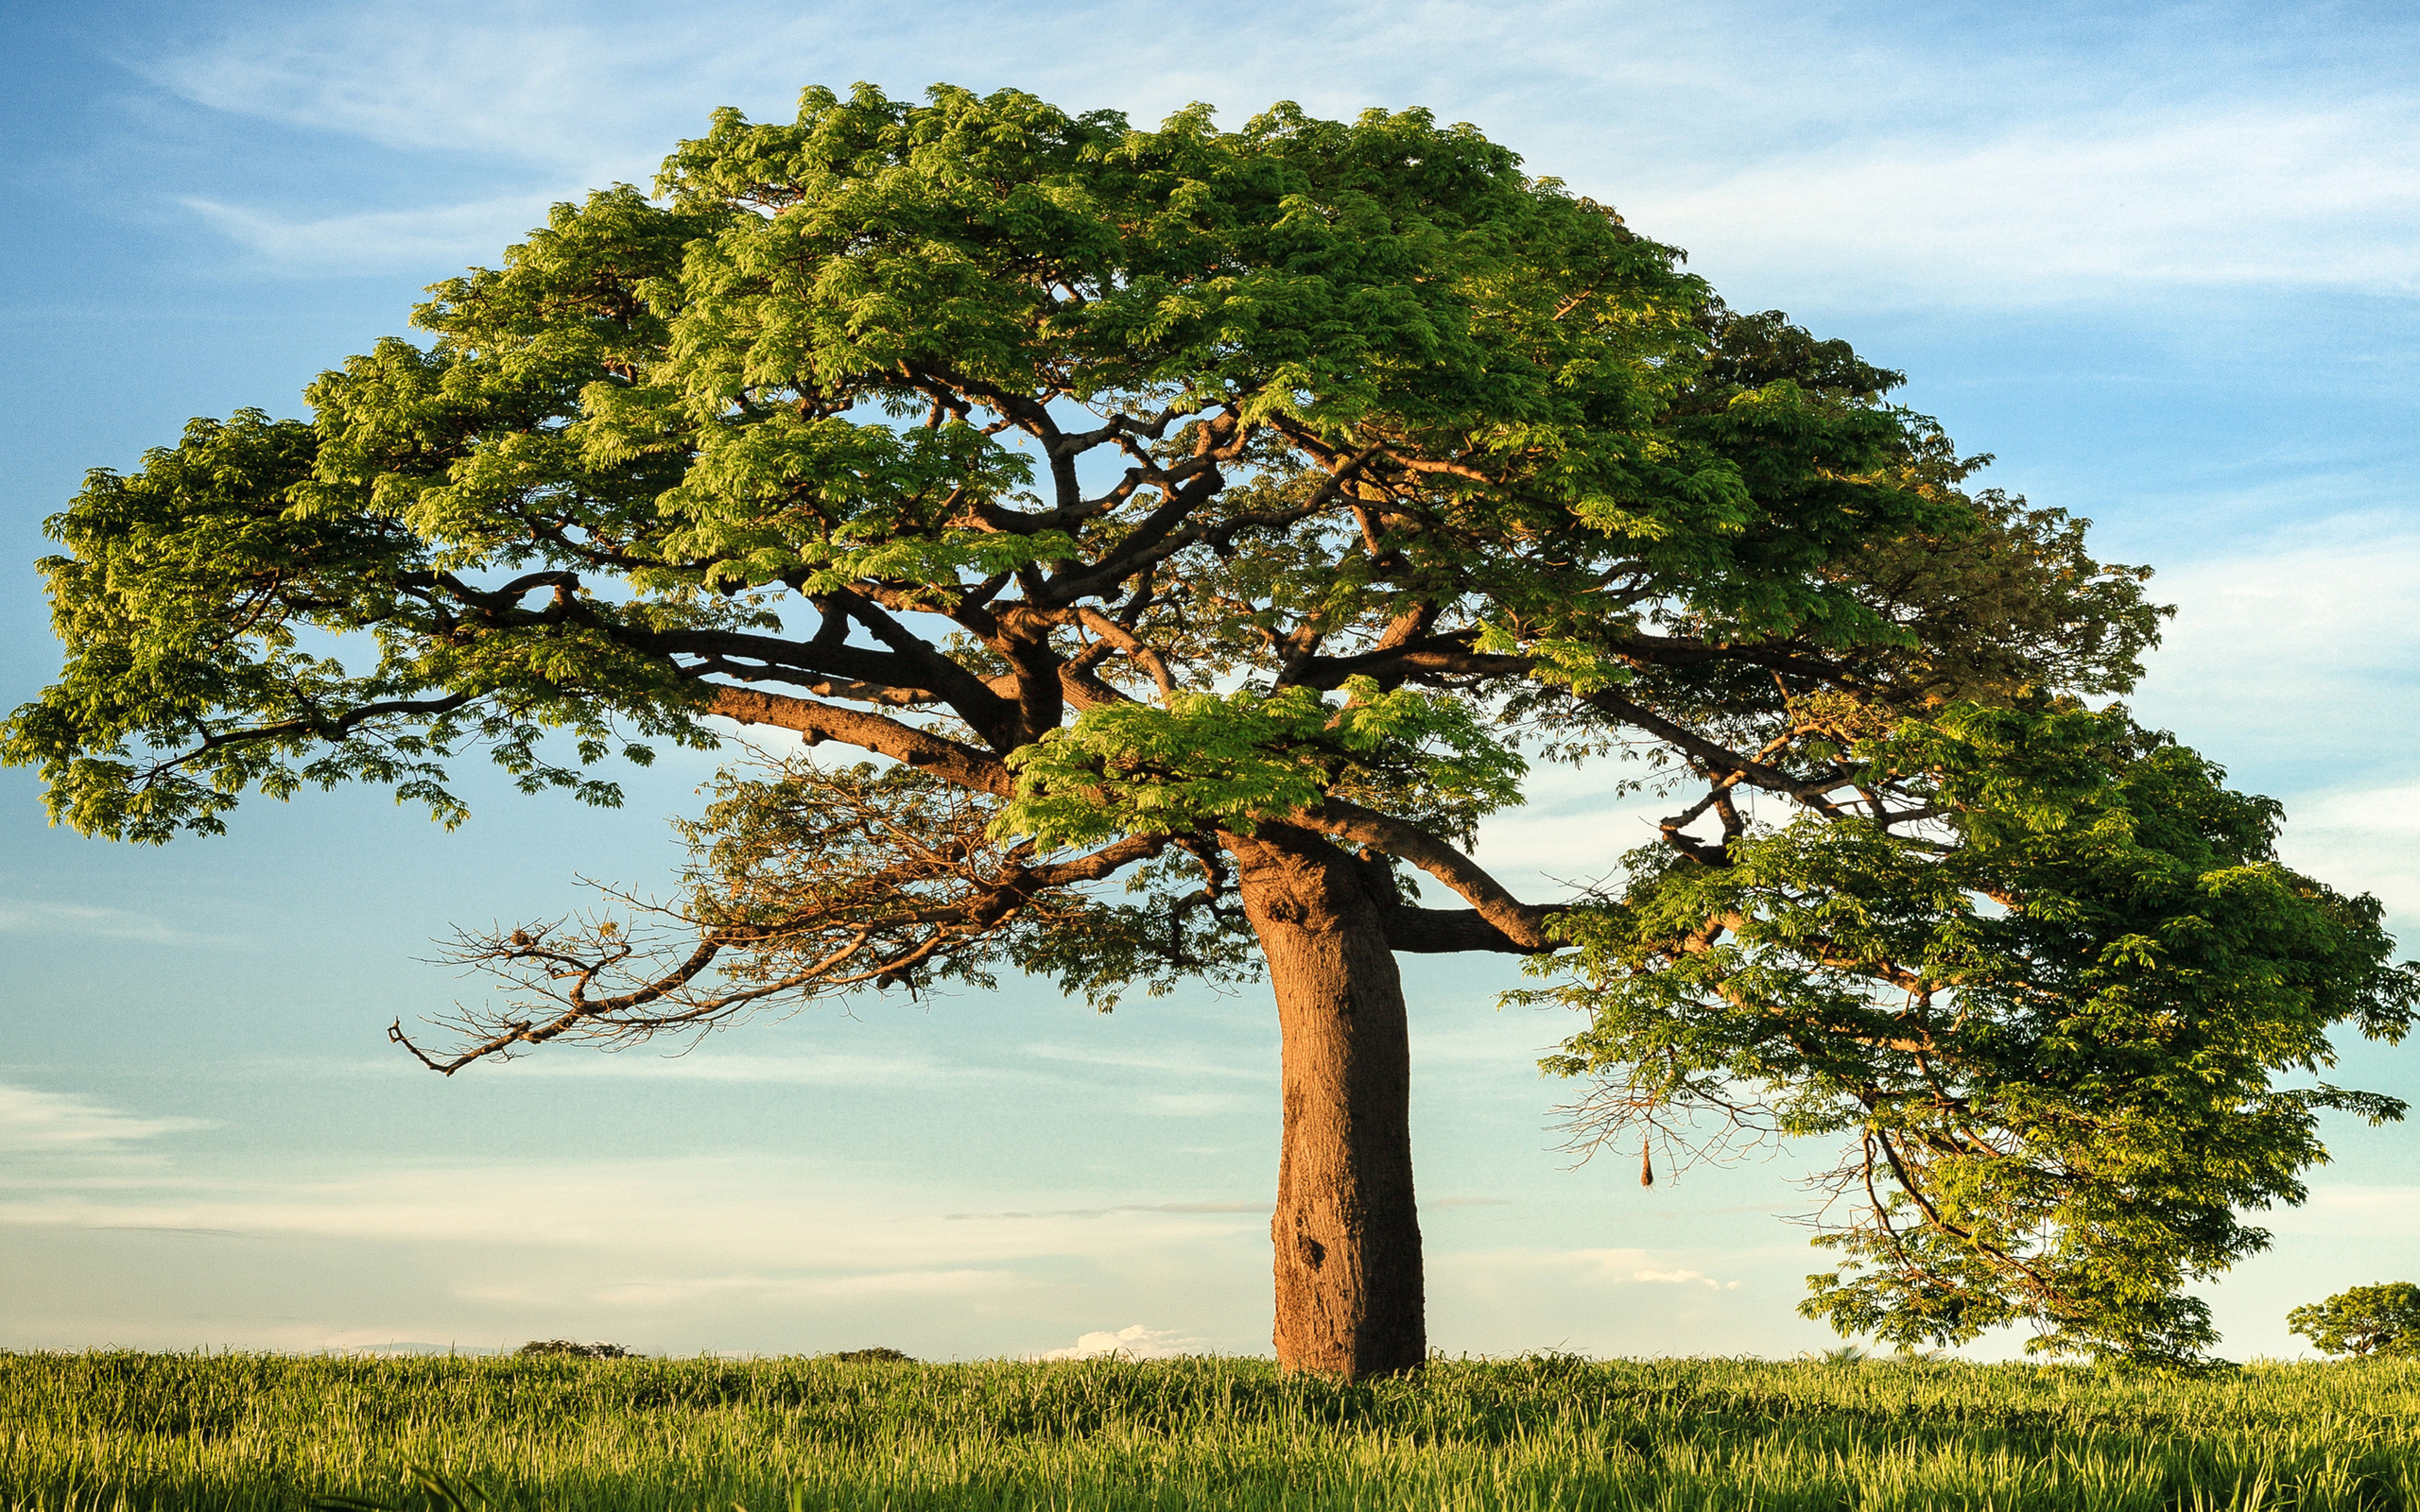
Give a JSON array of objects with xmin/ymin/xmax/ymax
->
[
  {"xmin": 9, "ymin": 83, "xmax": 2412, "ymax": 1375},
  {"xmin": 516, "ymin": 1340, "xmax": 634, "ymax": 1360},
  {"xmin": 2288, "ymin": 1283, "xmax": 2420, "ymax": 1358}
]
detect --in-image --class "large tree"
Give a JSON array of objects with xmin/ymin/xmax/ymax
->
[{"xmin": 9, "ymin": 85, "xmax": 2410, "ymax": 1376}]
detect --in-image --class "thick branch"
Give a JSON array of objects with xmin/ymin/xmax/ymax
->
[
  {"xmin": 1382, "ymin": 905, "xmax": 1558, "ymax": 954},
  {"xmin": 708, "ymin": 687, "xmax": 1014, "ymax": 797},
  {"xmin": 1286, "ymin": 800, "xmax": 1553, "ymax": 951}
]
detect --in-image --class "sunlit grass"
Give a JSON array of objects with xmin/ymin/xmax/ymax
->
[{"xmin": 3, "ymin": 1350, "xmax": 2414, "ymax": 1509}]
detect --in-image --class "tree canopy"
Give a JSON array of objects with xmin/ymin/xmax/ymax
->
[
  {"xmin": 2287, "ymin": 1282, "xmax": 2420, "ymax": 1358},
  {"xmin": 8, "ymin": 82, "xmax": 2411, "ymax": 1371}
]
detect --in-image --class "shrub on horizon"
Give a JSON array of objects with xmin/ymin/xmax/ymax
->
[
  {"xmin": 2287, "ymin": 1283, "xmax": 2420, "ymax": 1358},
  {"xmin": 515, "ymin": 1340, "xmax": 635, "ymax": 1360}
]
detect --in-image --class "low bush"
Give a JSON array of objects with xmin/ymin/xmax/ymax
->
[{"xmin": 512, "ymin": 1340, "xmax": 634, "ymax": 1361}]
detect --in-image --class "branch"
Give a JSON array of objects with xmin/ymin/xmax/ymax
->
[
  {"xmin": 397, "ymin": 773, "xmax": 1169, "ymax": 1075},
  {"xmin": 1288, "ymin": 799, "xmax": 1554, "ymax": 950},
  {"xmin": 1582, "ymin": 687, "xmax": 1848, "ymax": 808},
  {"xmin": 707, "ymin": 687, "xmax": 1014, "ymax": 797},
  {"xmin": 1073, "ymin": 607, "xmax": 1177, "ymax": 705},
  {"xmin": 1382, "ymin": 905, "xmax": 1562, "ymax": 954},
  {"xmin": 132, "ymin": 692, "xmax": 478, "ymax": 789}
]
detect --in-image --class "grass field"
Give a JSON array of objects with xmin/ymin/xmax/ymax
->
[{"xmin": 3, "ymin": 1350, "xmax": 2415, "ymax": 1511}]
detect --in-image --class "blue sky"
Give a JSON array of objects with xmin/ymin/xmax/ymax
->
[{"xmin": 3, "ymin": 0, "xmax": 2416, "ymax": 1362}]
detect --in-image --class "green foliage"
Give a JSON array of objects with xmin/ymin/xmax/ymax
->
[
  {"xmin": 9, "ymin": 407, "xmax": 714, "ymax": 843},
  {"xmin": 998, "ymin": 677, "xmax": 1525, "ymax": 848},
  {"xmin": 7, "ymin": 1350, "xmax": 2420, "ymax": 1511},
  {"xmin": 1526, "ymin": 702, "xmax": 2415, "ymax": 1366},
  {"xmin": 6, "ymin": 80, "xmax": 2396, "ymax": 1369},
  {"xmin": 3, "ymin": 83, "xmax": 1953, "ymax": 845},
  {"xmin": 2288, "ymin": 1283, "xmax": 2420, "ymax": 1359}
]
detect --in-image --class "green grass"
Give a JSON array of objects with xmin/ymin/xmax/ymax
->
[{"xmin": 4, "ymin": 1350, "xmax": 2416, "ymax": 1510}]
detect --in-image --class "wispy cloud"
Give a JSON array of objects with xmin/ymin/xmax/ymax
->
[
  {"xmin": 2131, "ymin": 524, "xmax": 2420, "ymax": 930},
  {"xmin": 0, "ymin": 1084, "xmax": 210, "ymax": 1153},
  {"xmin": 83, "ymin": 1224, "xmax": 244, "ymax": 1238},
  {"xmin": 1021, "ymin": 1042, "xmax": 1270, "ymax": 1081},
  {"xmin": 0, "ymin": 1150, "xmax": 1277, "ymax": 1350},
  {"xmin": 1471, "ymin": 789, "xmax": 1668, "ymax": 899},
  {"xmin": 135, "ymin": 1, "xmax": 2420, "ymax": 302},
  {"xmin": 0, "ymin": 1155, "xmax": 1263, "ymax": 1269},
  {"xmin": 509, "ymin": 1046, "xmax": 1012, "ymax": 1087},
  {"xmin": 1437, "ymin": 1246, "xmax": 1748, "ymax": 1291},
  {"xmin": 2267, "ymin": 1185, "xmax": 2420, "ymax": 1239},
  {"xmin": 2274, "ymin": 782, "xmax": 2420, "ymax": 925},
  {"xmin": 0, "ymin": 899, "xmax": 243, "ymax": 947},
  {"xmin": 1632, "ymin": 103, "xmax": 2420, "ymax": 306},
  {"xmin": 181, "ymin": 191, "xmax": 573, "ymax": 272},
  {"xmin": 2142, "ymin": 522, "xmax": 2420, "ymax": 691},
  {"xmin": 496, "ymin": 1267, "xmax": 1018, "ymax": 1308},
  {"xmin": 947, "ymin": 1201, "xmax": 1269, "ymax": 1221},
  {"xmin": 505, "ymin": 1040, "xmax": 1271, "ymax": 1103},
  {"xmin": 1139, "ymin": 1091, "xmax": 1250, "ymax": 1117},
  {"xmin": 141, "ymin": 7, "xmax": 758, "ymax": 168},
  {"xmin": 1631, "ymin": 1268, "xmax": 1745, "ymax": 1290}
]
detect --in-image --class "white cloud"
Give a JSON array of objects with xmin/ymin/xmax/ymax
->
[
  {"xmin": 0, "ymin": 1085, "xmax": 210, "ymax": 1153},
  {"xmin": 2274, "ymin": 1185, "xmax": 2420, "ymax": 1238},
  {"xmin": 500, "ymin": 1042, "xmax": 1280, "ymax": 1098},
  {"xmin": 2145, "ymin": 523, "xmax": 2420, "ymax": 696},
  {"xmin": 181, "ymin": 191, "xmax": 573, "ymax": 271},
  {"xmin": 2274, "ymin": 782, "xmax": 2420, "ymax": 925},
  {"xmin": 0, "ymin": 1143, "xmax": 1278, "ymax": 1353},
  {"xmin": 143, "ymin": 8, "xmax": 739, "ymax": 168},
  {"xmin": 136, "ymin": 1, "xmax": 2420, "ymax": 302},
  {"xmin": 132, "ymin": 1, "xmax": 1628, "ymax": 170},
  {"xmin": 1631, "ymin": 1268, "xmax": 1744, "ymax": 1290},
  {"xmin": 2295, "ymin": 785, "xmax": 2420, "ymax": 841},
  {"xmin": 1470, "ymin": 792, "xmax": 1667, "ymax": 899},
  {"xmin": 1635, "ymin": 103, "xmax": 2420, "ymax": 305},
  {"xmin": 1033, "ymin": 1323, "xmax": 1204, "ymax": 1361},
  {"xmin": 2128, "ymin": 522, "xmax": 2420, "ymax": 927}
]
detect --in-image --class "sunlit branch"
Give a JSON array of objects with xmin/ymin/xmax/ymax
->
[
  {"xmin": 1288, "ymin": 800, "xmax": 1554, "ymax": 951},
  {"xmin": 707, "ymin": 687, "xmax": 1015, "ymax": 796},
  {"xmin": 134, "ymin": 692, "xmax": 478, "ymax": 790}
]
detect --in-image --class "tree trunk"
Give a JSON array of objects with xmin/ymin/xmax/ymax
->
[{"xmin": 1224, "ymin": 825, "xmax": 1426, "ymax": 1380}]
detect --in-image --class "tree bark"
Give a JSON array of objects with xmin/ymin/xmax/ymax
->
[{"xmin": 1223, "ymin": 824, "xmax": 1426, "ymax": 1380}]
